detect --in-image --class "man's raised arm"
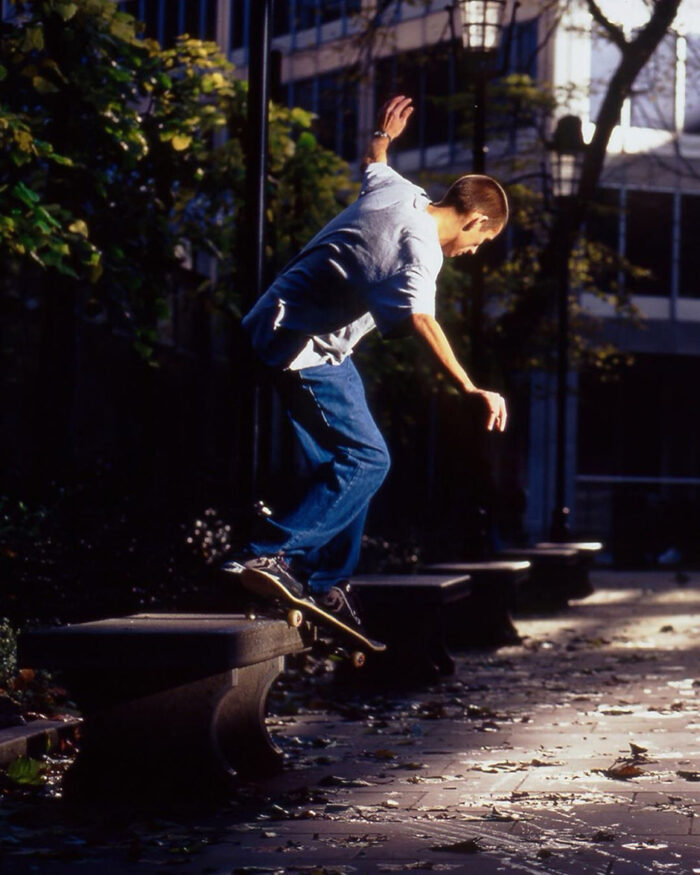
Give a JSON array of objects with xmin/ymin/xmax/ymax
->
[
  {"xmin": 361, "ymin": 95, "xmax": 414, "ymax": 171},
  {"xmin": 410, "ymin": 313, "xmax": 507, "ymax": 433}
]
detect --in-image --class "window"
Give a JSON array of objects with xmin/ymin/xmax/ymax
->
[
  {"xmin": 499, "ymin": 16, "xmax": 538, "ymax": 77},
  {"xmin": 375, "ymin": 47, "xmax": 453, "ymax": 153},
  {"xmin": 290, "ymin": 72, "xmax": 358, "ymax": 161},
  {"xmin": 684, "ymin": 34, "xmax": 700, "ymax": 134},
  {"xmin": 273, "ymin": 0, "xmax": 291, "ymax": 36},
  {"xmin": 630, "ymin": 32, "xmax": 676, "ymax": 130},
  {"xmin": 162, "ymin": 1, "xmax": 183, "ymax": 47},
  {"xmin": 585, "ymin": 188, "xmax": 621, "ymax": 293},
  {"xmin": 589, "ymin": 32, "xmax": 620, "ymax": 123},
  {"xmin": 231, "ymin": 0, "xmax": 245, "ymax": 48},
  {"xmin": 423, "ymin": 46, "xmax": 453, "ymax": 148},
  {"xmin": 296, "ymin": 0, "xmax": 317, "ymax": 31},
  {"xmin": 320, "ymin": 0, "xmax": 343, "ymax": 25},
  {"xmin": 624, "ymin": 191, "xmax": 673, "ymax": 296},
  {"xmin": 680, "ymin": 195, "xmax": 700, "ymax": 298},
  {"xmin": 127, "ymin": 0, "xmax": 217, "ymax": 45}
]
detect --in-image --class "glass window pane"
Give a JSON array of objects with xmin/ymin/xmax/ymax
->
[
  {"xmin": 585, "ymin": 188, "xmax": 621, "ymax": 293},
  {"xmin": 273, "ymin": 0, "xmax": 291, "ymax": 35},
  {"xmin": 163, "ymin": 0, "xmax": 180, "ymax": 46},
  {"xmin": 292, "ymin": 78, "xmax": 316, "ymax": 113},
  {"xmin": 316, "ymin": 74, "xmax": 338, "ymax": 152},
  {"xmin": 297, "ymin": 0, "xmax": 317, "ymax": 30},
  {"xmin": 185, "ymin": 0, "xmax": 202, "ymax": 38},
  {"xmin": 143, "ymin": 0, "xmax": 159, "ymax": 39},
  {"xmin": 204, "ymin": 0, "xmax": 217, "ymax": 41},
  {"xmin": 630, "ymin": 33, "xmax": 676, "ymax": 130},
  {"xmin": 231, "ymin": 0, "xmax": 245, "ymax": 48},
  {"xmin": 340, "ymin": 71, "xmax": 358, "ymax": 161},
  {"xmin": 499, "ymin": 16, "xmax": 538, "ymax": 76},
  {"xmin": 680, "ymin": 194, "xmax": 700, "ymax": 298},
  {"xmin": 684, "ymin": 34, "xmax": 700, "ymax": 134},
  {"xmin": 424, "ymin": 45, "xmax": 452, "ymax": 147},
  {"xmin": 589, "ymin": 32, "xmax": 620, "ymax": 122},
  {"xmin": 392, "ymin": 54, "xmax": 421, "ymax": 150},
  {"xmin": 624, "ymin": 190, "xmax": 673, "ymax": 296},
  {"xmin": 319, "ymin": 0, "xmax": 343, "ymax": 24}
]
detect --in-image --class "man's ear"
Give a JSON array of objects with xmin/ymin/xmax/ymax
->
[{"xmin": 461, "ymin": 211, "xmax": 489, "ymax": 231}]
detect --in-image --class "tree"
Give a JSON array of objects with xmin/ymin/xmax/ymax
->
[
  {"xmin": 1, "ymin": 0, "xmax": 354, "ymax": 343},
  {"xmin": 1, "ymin": 0, "xmax": 354, "ymax": 491}
]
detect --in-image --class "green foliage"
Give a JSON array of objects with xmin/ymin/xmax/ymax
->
[
  {"xmin": 0, "ymin": 618, "xmax": 17, "ymax": 689},
  {"xmin": 6, "ymin": 755, "xmax": 47, "ymax": 786},
  {"xmin": 1, "ymin": 0, "xmax": 353, "ymax": 354}
]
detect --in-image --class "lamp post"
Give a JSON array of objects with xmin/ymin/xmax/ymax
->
[
  {"xmin": 454, "ymin": 0, "xmax": 512, "ymax": 374},
  {"xmin": 546, "ymin": 115, "xmax": 586, "ymax": 542},
  {"xmin": 239, "ymin": 0, "xmax": 274, "ymax": 525}
]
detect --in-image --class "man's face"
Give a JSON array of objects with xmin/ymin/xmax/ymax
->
[{"xmin": 445, "ymin": 215, "xmax": 503, "ymax": 258}]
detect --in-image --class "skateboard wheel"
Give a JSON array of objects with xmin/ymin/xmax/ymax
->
[
  {"xmin": 351, "ymin": 650, "xmax": 366, "ymax": 669},
  {"xmin": 287, "ymin": 608, "xmax": 303, "ymax": 628}
]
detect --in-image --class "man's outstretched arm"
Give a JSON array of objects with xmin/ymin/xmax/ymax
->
[
  {"xmin": 361, "ymin": 94, "xmax": 414, "ymax": 171},
  {"xmin": 410, "ymin": 313, "xmax": 507, "ymax": 432}
]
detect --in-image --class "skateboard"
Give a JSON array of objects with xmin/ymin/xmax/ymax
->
[{"xmin": 233, "ymin": 564, "xmax": 386, "ymax": 668}]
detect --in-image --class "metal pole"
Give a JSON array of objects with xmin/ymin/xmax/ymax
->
[
  {"xmin": 551, "ymin": 203, "xmax": 571, "ymax": 541},
  {"xmin": 471, "ymin": 65, "xmax": 486, "ymax": 378},
  {"xmin": 246, "ymin": 0, "xmax": 272, "ymax": 309},
  {"xmin": 244, "ymin": 0, "xmax": 273, "ymax": 507}
]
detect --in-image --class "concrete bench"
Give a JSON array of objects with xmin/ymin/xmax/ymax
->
[
  {"xmin": 18, "ymin": 613, "xmax": 306, "ymax": 797},
  {"xmin": 349, "ymin": 574, "xmax": 471, "ymax": 682},
  {"xmin": 499, "ymin": 546, "xmax": 590, "ymax": 610},
  {"xmin": 420, "ymin": 560, "xmax": 530, "ymax": 648},
  {"xmin": 535, "ymin": 541, "xmax": 603, "ymax": 599}
]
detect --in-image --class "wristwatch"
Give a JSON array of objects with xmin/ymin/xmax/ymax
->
[{"xmin": 372, "ymin": 129, "xmax": 392, "ymax": 142}]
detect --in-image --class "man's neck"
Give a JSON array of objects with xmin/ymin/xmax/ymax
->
[{"xmin": 426, "ymin": 203, "xmax": 459, "ymax": 250}]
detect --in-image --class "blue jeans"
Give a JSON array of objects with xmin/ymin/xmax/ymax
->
[{"xmin": 249, "ymin": 358, "xmax": 390, "ymax": 594}]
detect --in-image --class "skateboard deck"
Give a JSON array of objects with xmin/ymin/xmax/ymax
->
[{"xmin": 238, "ymin": 566, "xmax": 386, "ymax": 661}]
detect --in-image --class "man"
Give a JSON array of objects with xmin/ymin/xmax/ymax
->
[{"xmin": 230, "ymin": 95, "xmax": 508, "ymax": 634}]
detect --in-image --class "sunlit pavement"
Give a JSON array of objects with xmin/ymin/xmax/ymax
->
[{"xmin": 2, "ymin": 570, "xmax": 699, "ymax": 873}]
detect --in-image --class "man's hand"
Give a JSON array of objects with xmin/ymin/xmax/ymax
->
[
  {"xmin": 409, "ymin": 314, "xmax": 507, "ymax": 433},
  {"xmin": 361, "ymin": 95, "xmax": 414, "ymax": 170},
  {"xmin": 470, "ymin": 388, "xmax": 508, "ymax": 432},
  {"xmin": 376, "ymin": 95, "xmax": 414, "ymax": 142}
]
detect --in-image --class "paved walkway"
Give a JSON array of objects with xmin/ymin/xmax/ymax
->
[{"xmin": 2, "ymin": 570, "xmax": 699, "ymax": 873}]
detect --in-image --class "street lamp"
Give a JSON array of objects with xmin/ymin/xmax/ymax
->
[
  {"xmin": 457, "ymin": 0, "xmax": 510, "ymax": 55},
  {"xmin": 546, "ymin": 114, "xmax": 586, "ymax": 541},
  {"xmin": 452, "ymin": 0, "xmax": 515, "ymax": 379},
  {"xmin": 455, "ymin": 0, "xmax": 513, "ymax": 175}
]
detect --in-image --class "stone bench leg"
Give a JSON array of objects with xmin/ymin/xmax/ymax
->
[{"xmin": 62, "ymin": 656, "xmax": 286, "ymax": 797}]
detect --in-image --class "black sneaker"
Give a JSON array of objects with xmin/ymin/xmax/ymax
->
[
  {"xmin": 241, "ymin": 555, "xmax": 306, "ymax": 599},
  {"xmin": 318, "ymin": 581, "xmax": 364, "ymax": 632}
]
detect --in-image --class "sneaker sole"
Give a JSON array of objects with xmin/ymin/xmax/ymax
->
[{"xmin": 240, "ymin": 568, "xmax": 386, "ymax": 653}]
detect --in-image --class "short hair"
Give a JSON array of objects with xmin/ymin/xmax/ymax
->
[{"xmin": 438, "ymin": 174, "xmax": 509, "ymax": 233}]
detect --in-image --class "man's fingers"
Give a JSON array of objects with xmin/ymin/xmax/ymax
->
[
  {"xmin": 499, "ymin": 399, "xmax": 508, "ymax": 432},
  {"xmin": 381, "ymin": 95, "xmax": 414, "ymax": 123},
  {"xmin": 484, "ymin": 393, "xmax": 507, "ymax": 432}
]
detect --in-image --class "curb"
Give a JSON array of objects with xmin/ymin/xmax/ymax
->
[{"xmin": 0, "ymin": 718, "xmax": 81, "ymax": 767}]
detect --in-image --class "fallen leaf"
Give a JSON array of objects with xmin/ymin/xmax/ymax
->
[
  {"xmin": 604, "ymin": 761, "xmax": 645, "ymax": 779},
  {"xmin": 430, "ymin": 837, "xmax": 481, "ymax": 853},
  {"xmin": 676, "ymin": 770, "xmax": 700, "ymax": 781}
]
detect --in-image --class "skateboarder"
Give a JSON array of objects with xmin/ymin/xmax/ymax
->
[{"xmin": 229, "ymin": 95, "xmax": 509, "ymax": 635}]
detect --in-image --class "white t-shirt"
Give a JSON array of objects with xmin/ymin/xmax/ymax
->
[{"xmin": 242, "ymin": 162, "xmax": 443, "ymax": 370}]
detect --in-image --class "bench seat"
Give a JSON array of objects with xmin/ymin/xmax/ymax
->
[
  {"xmin": 349, "ymin": 574, "xmax": 471, "ymax": 681},
  {"xmin": 18, "ymin": 613, "xmax": 306, "ymax": 797},
  {"xmin": 499, "ymin": 546, "xmax": 592, "ymax": 609},
  {"xmin": 420, "ymin": 560, "xmax": 530, "ymax": 647}
]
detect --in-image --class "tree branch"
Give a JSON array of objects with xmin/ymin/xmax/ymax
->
[{"xmin": 586, "ymin": 0, "xmax": 627, "ymax": 51}]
